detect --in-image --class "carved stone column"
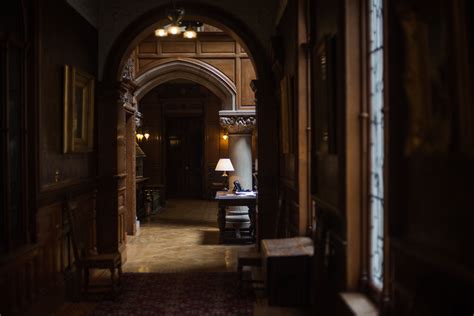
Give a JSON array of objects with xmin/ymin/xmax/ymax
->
[{"xmin": 219, "ymin": 112, "xmax": 256, "ymax": 191}]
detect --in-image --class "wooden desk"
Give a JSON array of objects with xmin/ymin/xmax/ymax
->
[{"xmin": 215, "ymin": 191, "xmax": 257, "ymax": 243}]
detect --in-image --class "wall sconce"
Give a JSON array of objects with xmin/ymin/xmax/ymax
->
[
  {"xmin": 222, "ymin": 131, "xmax": 228, "ymax": 141},
  {"xmin": 136, "ymin": 129, "xmax": 151, "ymax": 141}
]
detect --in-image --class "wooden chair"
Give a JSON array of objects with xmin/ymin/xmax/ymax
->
[{"xmin": 66, "ymin": 200, "xmax": 122, "ymax": 296}]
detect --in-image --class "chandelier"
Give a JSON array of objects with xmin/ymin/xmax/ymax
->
[{"xmin": 154, "ymin": 5, "xmax": 202, "ymax": 39}]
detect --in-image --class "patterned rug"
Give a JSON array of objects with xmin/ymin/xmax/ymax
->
[{"xmin": 91, "ymin": 272, "xmax": 254, "ymax": 316}]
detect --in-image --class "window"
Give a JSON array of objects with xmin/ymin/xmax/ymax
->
[{"xmin": 368, "ymin": 0, "xmax": 384, "ymax": 290}]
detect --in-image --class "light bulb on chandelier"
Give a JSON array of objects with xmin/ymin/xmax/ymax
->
[{"xmin": 154, "ymin": 5, "xmax": 202, "ymax": 39}]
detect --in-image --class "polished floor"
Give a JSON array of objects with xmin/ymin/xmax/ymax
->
[
  {"xmin": 52, "ymin": 199, "xmax": 308, "ymax": 316},
  {"xmin": 125, "ymin": 199, "xmax": 250, "ymax": 273}
]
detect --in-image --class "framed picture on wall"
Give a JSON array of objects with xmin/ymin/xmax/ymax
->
[{"xmin": 63, "ymin": 65, "xmax": 95, "ymax": 153}]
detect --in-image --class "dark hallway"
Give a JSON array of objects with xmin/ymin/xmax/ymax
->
[{"xmin": 1, "ymin": 0, "xmax": 473, "ymax": 315}]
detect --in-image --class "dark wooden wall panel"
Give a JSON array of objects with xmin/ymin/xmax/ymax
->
[
  {"xmin": 135, "ymin": 34, "xmax": 256, "ymax": 107},
  {"xmin": 240, "ymin": 58, "xmax": 257, "ymax": 107},
  {"xmin": 38, "ymin": 0, "xmax": 98, "ymax": 189},
  {"xmin": 201, "ymin": 41, "xmax": 235, "ymax": 53},
  {"xmin": 161, "ymin": 41, "xmax": 197, "ymax": 54},
  {"xmin": 387, "ymin": 0, "xmax": 474, "ymax": 314},
  {"xmin": 202, "ymin": 58, "xmax": 236, "ymax": 81}
]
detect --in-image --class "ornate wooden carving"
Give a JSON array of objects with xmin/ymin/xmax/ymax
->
[{"xmin": 219, "ymin": 115, "xmax": 256, "ymax": 134}]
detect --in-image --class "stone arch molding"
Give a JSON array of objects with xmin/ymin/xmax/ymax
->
[{"xmin": 134, "ymin": 58, "xmax": 237, "ymax": 110}]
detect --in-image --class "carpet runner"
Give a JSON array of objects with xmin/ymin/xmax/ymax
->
[{"xmin": 91, "ymin": 272, "xmax": 254, "ymax": 316}]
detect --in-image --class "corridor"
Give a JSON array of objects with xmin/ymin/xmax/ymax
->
[
  {"xmin": 2, "ymin": 0, "xmax": 473, "ymax": 315},
  {"xmin": 125, "ymin": 199, "xmax": 250, "ymax": 273},
  {"xmin": 52, "ymin": 199, "xmax": 308, "ymax": 316}
]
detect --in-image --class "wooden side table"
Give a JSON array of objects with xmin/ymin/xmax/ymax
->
[{"xmin": 215, "ymin": 191, "xmax": 257, "ymax": 243}]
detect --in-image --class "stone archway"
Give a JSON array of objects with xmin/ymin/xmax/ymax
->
[
  {"xmin": 134, "ymin": 58, "xmax": 237, "ymax": 110},
  {"xmin": 98, "ymin": 3, "xmax": 279, "ymax": 256}
]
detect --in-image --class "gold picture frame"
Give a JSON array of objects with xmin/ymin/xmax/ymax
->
[{"xmin": 63, "ymin": 65, "xmax": 95, "ymax": 153}]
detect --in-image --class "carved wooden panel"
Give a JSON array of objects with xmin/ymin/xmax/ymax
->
[
  {"xmin": 139, "ymin": 41, "xmax": 157, "ymax": 54},
  {"xmin": 0, "ymin": 246, "xmax": 41, "ymax": 315},
  {"xmin": 201, "ymin": 41, "xmax": 235, "ymax": 53},
  {"xmin": 161, "ymin": 41, "xmax": 197, "ymax": 54},
  {"xmin": 117, "ymin": 185, "xmax": 127, "ymax": 252},
  {"xmin": 134, "ymin": 34, "xmax": 257, "ymax": 112},
  {"xmin": 202, "ymin": 58, "xmax": 236, "ymax": 81},
  {"xmin": 138, "ymin": 59, "xmax": 156, "ymax": 71},
  {"xmin": 240, "ymin": 58, "xmax": 256, "ymax": 106},
  {"xmin": 37, "ymin": 202, "xmax": 63, "ymax": 287}
]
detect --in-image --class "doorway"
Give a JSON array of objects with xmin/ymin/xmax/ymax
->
[{"xmin": 165, "ymin": 114, "xmax": 204, "ymax": 198}]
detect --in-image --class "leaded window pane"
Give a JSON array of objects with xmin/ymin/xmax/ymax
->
[{"xmin": 369, "ymin": 0, "xmax": 384, "ymax": 290}]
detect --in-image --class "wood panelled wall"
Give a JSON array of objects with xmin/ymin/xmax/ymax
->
[
  {"xmin": 135, "ymin": 32, "xmax": 256, "ymax": 110},
  {"xmin": 274, "ymin": 0, "xmax": 301, "ymax": 238},
  {"xmin": 387, "ymin": 0, "xmax": 474, "ymax": 314},
  {"xmin": 139, "ymin": 83, "xmax": 236, "ymax": 199},
  {"xmin": 0, "ymin": 1, "xmax": 99, "ymax": 314},
  {"xmin": 308, "ymin": 0, "xmax": 347, "ymax": 296},
  {"xmin": 38, "ymin": 0, "xmax": 97, "ymax": 189},
  {"xmin": 306, "ymin": 0, "xmax": 474, "ymax": 314}
]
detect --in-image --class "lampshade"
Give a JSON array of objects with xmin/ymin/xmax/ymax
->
[
  {"xmin": 183, "ymin": 26, "xmax": 197, "ymax": 39},
  {"xmin": 155, "ymin": 28, "xmax": 168, "ymax": 37},
  {"xmin": 168, "ymin": 23, "xmax": 181, "ymax": 35},
  {"xmin": 215, "ymin": 158, "xmax": 234, "ymax": 172}
]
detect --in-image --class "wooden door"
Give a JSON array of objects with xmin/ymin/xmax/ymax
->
[{"xmin": 165, "ymin": 115, "xmax": 203, "ymax": 198}]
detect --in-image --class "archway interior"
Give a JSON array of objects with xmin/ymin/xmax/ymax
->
[
  {"xmin": 131, "ymin": 20, "xmax": 258, "ymax": 204},
  {"xmin": 138, "ymin": 79, "xmax": 236, "ymax": 203}
]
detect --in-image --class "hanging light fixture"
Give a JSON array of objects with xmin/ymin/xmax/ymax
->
[
  {"xmin": 155, "ymin": 28, "xmax": 168, "ymax": 37},
  {"xmin": 167, "ymin": 23, "xmax": 182, "ymax": 35},
  {"xmin": 154, "ymin": 2, "xmax": 202, "ymax": 39},
  {"xmin": 166, "ymin": 5, "xmax": 184, "ymax": 35},
  {"xmin": 183, "ymin": 25, "xmax": 197, "ymax": 39}
]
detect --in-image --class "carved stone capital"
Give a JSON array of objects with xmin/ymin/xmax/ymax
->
[
  {"xmin": 219, "ymin": 114, "xmax": 256, "ymax": 134},
  {"xmin": 119, "ymin": 82, "xmax": 137, "ymax": 113},
  {"xmin": 121, "ymin": 56, "xmax": 135, "ymax": 81}
]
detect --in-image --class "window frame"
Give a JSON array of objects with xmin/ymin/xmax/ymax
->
[{"xmin": 361, "ymin": 0, "xmax": 390, "ymax": 306}]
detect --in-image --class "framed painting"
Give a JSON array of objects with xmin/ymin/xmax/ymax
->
[{"xmin": 63, "ymin": 65, "xmax": 95, "ymax": 153}]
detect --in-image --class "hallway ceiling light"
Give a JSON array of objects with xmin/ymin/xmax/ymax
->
[
  {"xmin": 154, "ymin": 4, "xmax": 202, "ymax": 39},
  {"xmin": 167, "ymin": 23, "xmax": 182, "ymax": 35},
  {"xmin": 183, "ymin": 26, "xmax": 197, "ymax": 39},
  {"xmin": 155, "ymin": 28, "xmax": 168, "ymax": 37}
]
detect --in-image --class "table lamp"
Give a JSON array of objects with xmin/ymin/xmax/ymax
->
[{"xmin": 215, "ymin": 158, "xmax": 234, "ymax": 191}]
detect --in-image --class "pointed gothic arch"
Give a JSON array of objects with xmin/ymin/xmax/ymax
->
[{"xmin": 135, "ymin": 58, "xmax": 237, "ymax": 110}]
